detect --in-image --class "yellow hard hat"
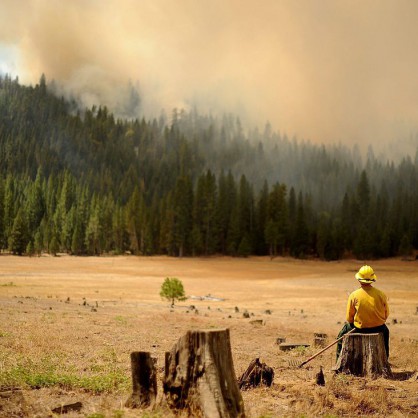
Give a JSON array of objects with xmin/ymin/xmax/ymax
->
[{"xmin": 355, "ymin": 265, "xmax": 377, "ymax": 284}]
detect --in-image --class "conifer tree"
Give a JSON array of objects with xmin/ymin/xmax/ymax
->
[
  {"xmin": 0, "ymin": 178, "xmax": 4, "ymax": 249},
  {"xmin": 8, "ymin": 208, "xmax": 28, "ymax": 255},
  {"xmin": 112, "ymin": 205, "xmax": 127, "ymax": 254},
  {"xmin": 85, "ymin": 195, "xmax": 102, "ymax": 255},
  {"xmin": 292, "ymin": 192, "xmax": 309, "ymax": 258},
  {"xmin": 34, "ymin": 230, "xmax": 43, "ymax": 256},
  {"xmin": 26, "ymin": 168, "xmax": 45, "ymax": 235},
  {"xmin": 399, "ymin": 233, "xmax": 413, "ymax": 258},
  {"xmin": 254, "ymin": 180, "xmax": 269, "ymax": 255},
  {"xmin": 172, "ymin": 175, "xmax": 193, "ymax": 257},
  {"xmin": 126, "ymin": 187, "xmax": 139, "ymax": 253},
  {"xmin": 3, "ymin": 175, "xmax": 15, "ymax": 244},
  {"xmin": 265, "ymin": 183, "xmax": 288, "ymax": 257},
  {"xmin": 226, "ymin": 203, "xmax": 240, "ymax": 256},
  {"xmin": 357, "ymin": 170, "xmax": 371, "ymax": 217},
  {"xmin": 193, "ymin": 171, "xmax": 218, "ymax": 255},
  {"xmin": 237, "ymin": 175, "xmax": 254, "ymax": 253},
  {"xmin": 217, "ymin": 170, "xmax": 237, "ymax": 254},
  {"xmin": 54, "ymin": 172, "xmax": 75, "ymax": 251},
  {"xmin": 49, "ymin": 235, "xmax": 59, "ymax": 256},
  {"xmin": 287, "ymin": 186, "xmax": 297, "ymax": 251}
]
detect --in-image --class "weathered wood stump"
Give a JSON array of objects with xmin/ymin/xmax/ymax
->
[
  {"xmin": 238, "ymin": 358, "xmax": 274, "ymax": 389},
  {"xmin": 249, "ymin": 319, "xmax": 265, "ymax": 326},
  {"xmin": 125, "ymin": 352, "xmax": 157, "ymax": 409},
  {"xmin": 334, "ymin": 333, "xmax": 391, "ymax": 378},
  {"xmin": 315, "ymin": 366, "xmax": 325, "ymax": 386},
  {"xmin": 314, "ymin": 333, "xmax": 328, "ymax": 348},
  {"xmin": 163, "ymin": 328, "xmax": 245, "ymax": 417}
]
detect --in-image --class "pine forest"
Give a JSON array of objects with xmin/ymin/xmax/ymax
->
[{"xmin": 1, "ymin": 74, "xmax": 418, "ymax": 260}]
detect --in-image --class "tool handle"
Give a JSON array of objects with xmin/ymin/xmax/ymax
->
[{"xmin": 299, "ymin": 327, "xmax": 356, "ymax": 367}]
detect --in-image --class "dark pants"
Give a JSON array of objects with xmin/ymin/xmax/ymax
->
[{"xmin": 336, "ymin": 322, "xmax": 390, "ymax": 360}]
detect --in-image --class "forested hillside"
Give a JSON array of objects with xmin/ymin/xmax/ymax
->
[{"xmin": 1, "ymin": 74, "xmax": 417, "ymax": 259}]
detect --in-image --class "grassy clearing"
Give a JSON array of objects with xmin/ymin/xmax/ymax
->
[
  {"xmin": 0, "ymin": 352, "xmax": 130, "ymax": 394},
  {"xmin": 0, "ymin": 255, "xmax": 416, "ymax": 417}
]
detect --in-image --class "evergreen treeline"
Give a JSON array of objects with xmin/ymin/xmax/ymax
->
[{"xmin": 1, "ymin": 74, "xmax": 417, "ymax": 259}]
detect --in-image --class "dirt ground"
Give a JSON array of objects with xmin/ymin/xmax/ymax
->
[{"xmin": 0, "ymin": 255, "xmax": 417, "ymax": 417}]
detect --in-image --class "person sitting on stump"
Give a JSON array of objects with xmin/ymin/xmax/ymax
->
[{"xmin": 336, "ymin": 265, "xmax": 390, "ymax": 360}]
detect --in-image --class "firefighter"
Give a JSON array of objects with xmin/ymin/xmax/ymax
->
[{"xmin": 336, "ymin": 265, "xmax": 390, "ymax": 360}]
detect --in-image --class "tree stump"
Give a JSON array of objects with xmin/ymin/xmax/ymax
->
[
  {"xmin": 238, "ymin": 358, "xmax": 274, "ymax": 389},
  {"xmin": 125, "ymin": 352, "xmax": 157, "ymax": 409},
  {"xmin": 334, "ymin": 333, "xmax": 391, "ymax": 378},
  {"xmin": 163, "ymin": 328, "xmax": 245, "ymax": 418},
  {"xmin": 314, "ymin": 333, "xmax": 328, "ymax": 348}
]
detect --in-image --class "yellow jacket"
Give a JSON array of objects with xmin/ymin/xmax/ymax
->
[{"xmin": 346, "ymin": 285, "xmax": 389, "ymax": 328}]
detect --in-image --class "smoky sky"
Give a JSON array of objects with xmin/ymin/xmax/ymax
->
[{"xmin": 1, "ymin": 0, "xmax": 418, "ymax": 146}]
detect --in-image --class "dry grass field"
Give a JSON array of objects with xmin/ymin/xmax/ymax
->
[{"xmin": 0, "ymin": 255, "xmax": 417, "ymax": 417}]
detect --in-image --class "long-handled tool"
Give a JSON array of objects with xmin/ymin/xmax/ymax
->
[{"xmin": 289, "ymin": 328, "xmax": 356, "ymax": 368}]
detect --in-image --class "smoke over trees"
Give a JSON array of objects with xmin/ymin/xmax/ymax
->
[
  {"xmin": 2, "ymin": 0, "xmax": 418, "ymax": 148},
  {"xmin": 0, "ymin": 75, "xmax": 417, "ymax": 259}
]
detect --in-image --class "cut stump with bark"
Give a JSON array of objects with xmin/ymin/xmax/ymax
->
[
  {"xmin": 125, "ymin": 352, "xmax": 157, "ymax": 409},
  {"xmin": 334, "ymin": 333, "xmax": 391, "ymax": 378},
  {"xmin": 163, "ymin": 328, "xmax": 245, "ymax": 418}
]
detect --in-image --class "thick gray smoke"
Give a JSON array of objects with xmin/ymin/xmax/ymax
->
[{"xmin": 1, "ymin": 0, "xmax": 418, "ymax": 150}]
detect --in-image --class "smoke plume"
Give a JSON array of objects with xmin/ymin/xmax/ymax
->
[{"xmin": 1, "ymin": 0, "xmax": 418, "ymax": 147}]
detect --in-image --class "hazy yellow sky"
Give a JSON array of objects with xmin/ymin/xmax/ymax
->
[{"xmin": 1, "ymin": 0, "xmax": 418, "ymax": 145}]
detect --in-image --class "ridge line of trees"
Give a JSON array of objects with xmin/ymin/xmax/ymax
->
[{"xmin": 0, "ymin": 74, "xmax": 417, "ymax": 259}]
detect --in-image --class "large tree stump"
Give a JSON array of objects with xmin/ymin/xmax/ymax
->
[
  {"xmin": 163, "ymin": 328, "xmax": 245, "ymax": 418},
  {"xmin": 125, "ymin": 352, "xmax": 157, "ymax": 409},
  {"xmin": 334, "ymin": 333, "xmax": 391, "ymax": 378}
]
